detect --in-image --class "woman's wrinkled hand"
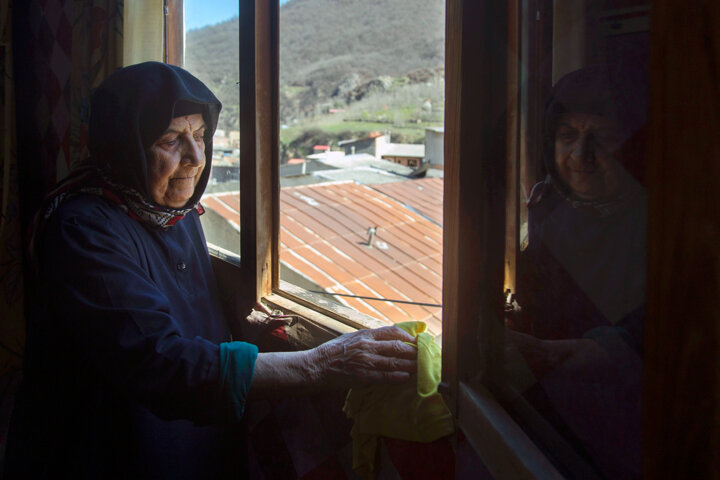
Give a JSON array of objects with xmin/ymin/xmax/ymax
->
[
  {"xmin": 505, "ymin": 328, "xmax": 602, "ymax": 376},
  {"xmin": 505, "ymin": 329, "xmax": 564, "ymax": 376},
  {"xmin": 311, "ymin": 326, "xmax": 418, "ymax": 388}
]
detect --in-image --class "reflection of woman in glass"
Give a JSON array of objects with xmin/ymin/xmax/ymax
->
[{"xmin": 509, "ymin": 64, "xmax": 647, "ymax": 479}]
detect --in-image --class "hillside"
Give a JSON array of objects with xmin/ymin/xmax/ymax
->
[
  {"xmin": 185, "ymin": 0, "xmax": 445, "ymax": 132},
  {"xmin": 279, "ymin": 0, "xmax": 444, "ymax": 91},
  {"xmin": 185, "ymin": 19, "xmax": 240, "ymax": 131}
]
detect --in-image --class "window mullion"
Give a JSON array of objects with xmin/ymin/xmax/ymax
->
[
  {"xmin": 239, "ymin": 0, "xmax": 278, "ymax": 312},
  {"xmin": 442, "ymin": 0, "xmax": 509, "ymax": 412}
]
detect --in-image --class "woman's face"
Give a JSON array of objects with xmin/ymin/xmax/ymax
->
[
  {"xmin": 147, "ymin": 113, "xmax": 206, "ymax": 208},
  {"xmin": 554, "ymin": 112, "xmax": 626, "ymax": 200}
]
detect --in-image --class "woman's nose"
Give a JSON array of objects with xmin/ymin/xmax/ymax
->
[
  {"xmin": 572, "ymin": 133, "xmax": 596, "ymax": 164},
  {"xmin": 180, "ymin": 134, "xmax": 204, "ymax": 166}
]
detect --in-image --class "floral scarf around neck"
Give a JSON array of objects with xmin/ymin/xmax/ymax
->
[{"xmin": 28, "ymin": 165, "xmax": 204, "ymax": 273}]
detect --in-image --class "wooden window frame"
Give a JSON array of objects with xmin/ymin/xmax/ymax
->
[
  {"xmin": 217, "ymin": 0, "xmax": 720, "ymax": 477},
  {"xmin": 238, "ymin": 0, "xmax": 277, "ymax": 310},
  {"xmin": 441, "ymin": 0, "xmax": 720, "ymax": 478},
  {"xmin": 229, "ymin": 0, "xmax": 566, "ymax": 476},
  {"xmin": 440, "ymin": 0, "xmax": 568, "ymax": 477},
  {"xmin": 232, "ymin": 0, "xmax": 411, "ymax": 331},
  {"xmin": 165, "ymin": 0, "xmax": 184, "ymax": 65},
  {"xmin": 226, "ymin": 0, "xmax": 570, "ymax": 476}
]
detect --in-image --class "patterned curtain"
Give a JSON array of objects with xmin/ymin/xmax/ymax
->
[
  {"xmin": 70, "ymin": 0, "xmax": 124, "ymax": 170},
  {"xmin": 0, "ymin": 0, "xmax": 123, "ymax": 468},
  {"xmin": 0, "ymin": 1, "xmax": 23, "ymax": 377}
]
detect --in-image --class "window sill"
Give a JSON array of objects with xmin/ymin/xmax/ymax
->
[
  {"xmin": 457, "ymin": 380, "xmax": 563, "ymax": 480},
  {"xmin": 265, "ymin": 282, "xmax": 402, "ymax": 349},
  {"xmin": 208, "ymin": 244, "xmax": 395, "ymax": 348},
  {"xmin": 274, "ymin": 280, "xmax": 394, "ymax": 330},
  {"xmin": 207, "ymin": 242, "xmax": 241, "ymax": 267}
]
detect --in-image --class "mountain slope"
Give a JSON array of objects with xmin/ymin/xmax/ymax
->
[
  {"xmin": 279, "ymin": 0, "xmax": 444, "ymax": 90},
  {"xmin": 185, "ymin": 0, "xmax": 445, "ymax": 130}
]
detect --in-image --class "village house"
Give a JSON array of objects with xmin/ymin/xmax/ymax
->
[
  {"xmin": 424, "ymin": 126, "xmax": 444, "ymax": 169},
  {"xmin": 337, "ymin": 131, "xmax": 388, "ymax": 157},
  {"xmin": 380, "ymin": 143, "xmax": 426, "ymax": 168}
]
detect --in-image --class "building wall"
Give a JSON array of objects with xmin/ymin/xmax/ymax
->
[
  {"xmin": 425, "ymin": 128, "xmax": 444, "ymax": 169},
  {"xmin": 374, "ymin": 134, "xmax": 389, "ymax": 159},
  {"xmin": 211, "ymin": 165, "xmax": 239, "ymax": 183},
  {"xmin": 382, "ymin": 155, "xmax": 422, "ymax": 168}
]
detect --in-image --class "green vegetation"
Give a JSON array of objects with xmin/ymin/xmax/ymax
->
[
  {"xmin": 280, "ymin": 119, "xmax": 428, "ymax": 157},
  {"xmin": 279, "ymin": 79, "xmax": 444, "ymax": 161},
  {"xmin": 185, "ymin": 0, "xmax": 446, "ymax": 156}
]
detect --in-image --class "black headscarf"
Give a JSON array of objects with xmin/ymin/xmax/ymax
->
[
  {"xmin": 542, "ymin": 64, "xmax": 648, "ymax": 204},
  {"xmin": 29, "ymin": 63, "xmax": 222, "ymax": 267},
  {"xmin": 88, "ymin": 61, "xmax": 222, "ymax": 208}
]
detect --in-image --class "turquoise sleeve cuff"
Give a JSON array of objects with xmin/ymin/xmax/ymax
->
[{"xmin": 219, "ymin": 341, "xmax": 259, "ymax": 422}]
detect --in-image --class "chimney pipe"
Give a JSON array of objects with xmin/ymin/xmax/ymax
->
[{"xmin": 366, "ymin": 226, "xmax": 378, "ymax": 247}]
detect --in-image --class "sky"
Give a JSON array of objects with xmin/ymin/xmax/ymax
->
[{"xmin": 185, "ymin": 0, "xmax": 292, "ymax": 31}]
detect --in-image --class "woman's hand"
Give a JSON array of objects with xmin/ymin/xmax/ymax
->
[
  {"xmin": 250, "ymin": 326, "xmax": 417, "ymax": 397},
  {"xmin": 505, "ymin": 328, "xmax": 604, "ymax": 377},
  {"xmin": 310, "ymin": 326, "xmax": 418, "ymax": 388},
  {"xmin": 505, "ymin": 329, "xmax": 568, "ymax": 375}
]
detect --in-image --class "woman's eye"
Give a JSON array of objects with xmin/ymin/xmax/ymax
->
[
  {"xmin": 557, "ymin": 130, "xmax": 577, "ymax": 141},
  {"xmin": 594, "ymin": 130, "xmax": 622, "ymax": 146}
]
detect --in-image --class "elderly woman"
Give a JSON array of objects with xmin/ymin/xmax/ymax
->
[
  {"xmin": 510, "ymin": 64, "xmax": 647, "ymax": 363},
  {"xmin": 6, "ymin": 62, "xmax": 416, "ymax": 479},
  {"xmin": 508, "ymin": 64, "xmax": 647, "ymax": 479}
]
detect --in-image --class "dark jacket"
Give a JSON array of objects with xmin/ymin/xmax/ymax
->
[
  {"xmin": 8, "ymin": 196, "xmax": 248, "ymax": 479},
  {"xmin": 6, "ymin": 63, "xmax": 254, "ymax": 479}
]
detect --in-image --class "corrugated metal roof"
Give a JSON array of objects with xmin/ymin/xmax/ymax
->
[
  {"xmin": 314, "ymin": 155, "xmax": 415, "ymax": 178},
  {"xmin": 204, "ymin": 177, "xmax": 444, "ymax": 335},
  {"xmin": 312, "ymin": 167, "xmax": 408, "ymax": 185},
  {"xmin": 201, "ymin": 195, "xmax": 241, "ymax": 231},
  {"xmin": 371, "ymin": 178, "xmax": 443, "ymax": 227}
]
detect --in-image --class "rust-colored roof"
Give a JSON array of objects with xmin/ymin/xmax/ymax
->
[
  {"xmin": 201, "ymin": 195, "xmax": 240, "ymax": 231},
  {"xmin": 205, "ymin": 177, "xmax": 444, "ymax": 334},
  {"xmin": 371, "ymin": 178, "xmax": 443, "ymax": 226}
]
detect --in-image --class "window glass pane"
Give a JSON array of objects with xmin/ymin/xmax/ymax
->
[
  {"xmin": 278, "ymin": 0, "xmax": 446, "ymax": 335},
  {"xmin": 502, "ymin": 1, "xmax": 649, "ymax": 478},
  {"xmin": 183, "ymin": 3, "xmax": 241, "ymax": 256}
]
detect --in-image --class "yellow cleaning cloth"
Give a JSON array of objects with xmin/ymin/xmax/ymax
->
[{"xmin": 343, "ymin": 321, "xmax": 455, "ymax": 479}]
